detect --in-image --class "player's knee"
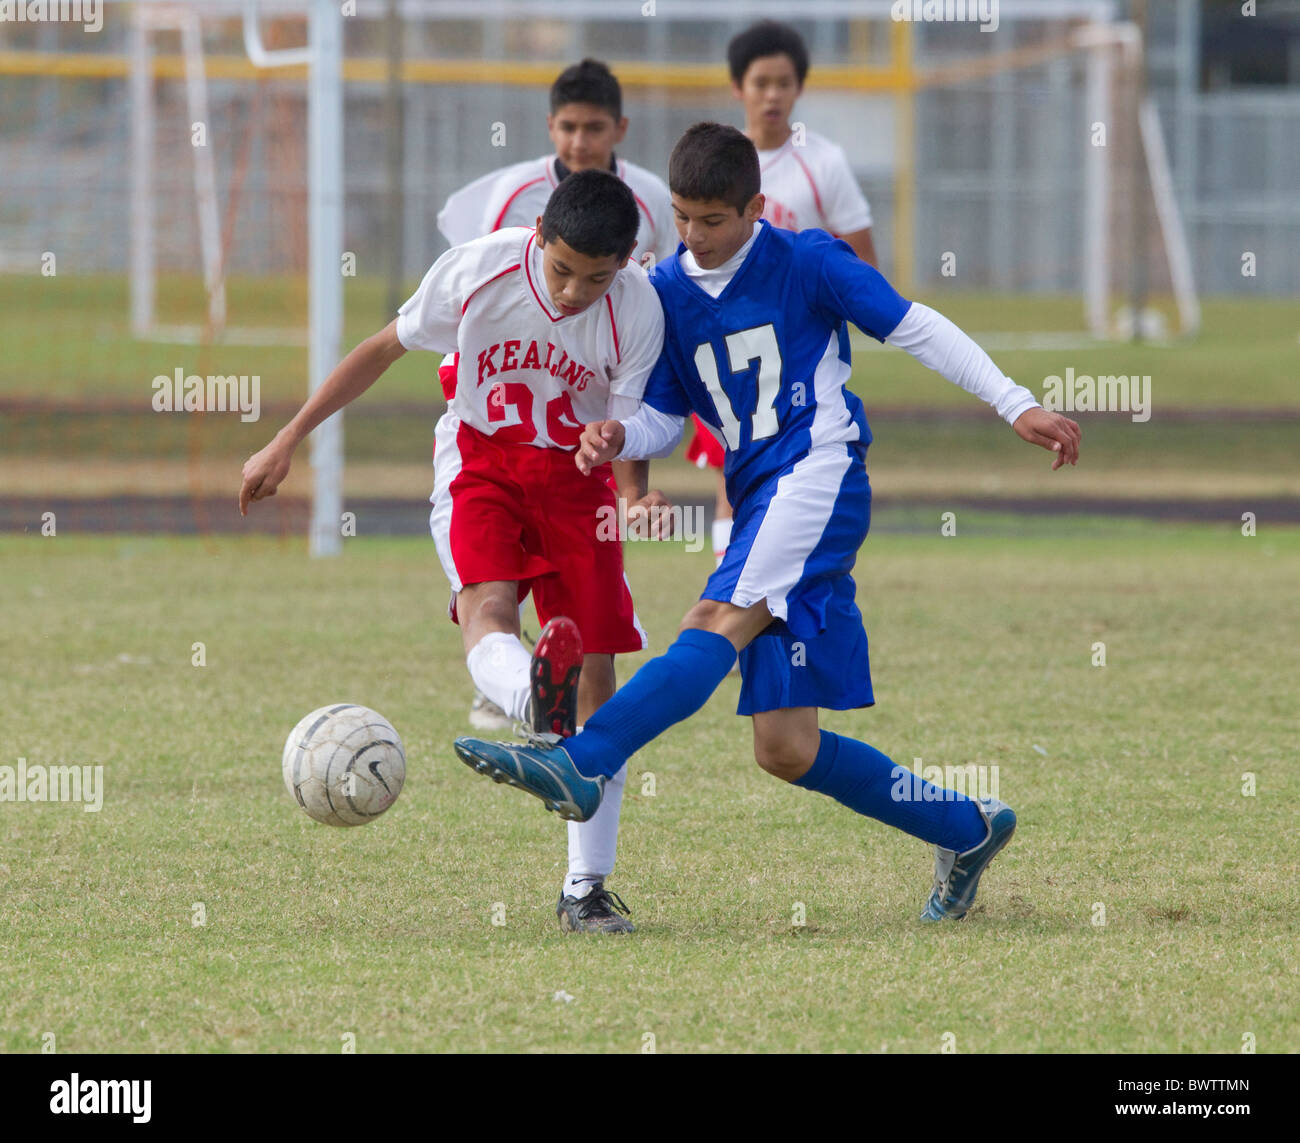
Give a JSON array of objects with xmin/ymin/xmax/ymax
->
[{"xmin": 752, "ymin": 737, "xmax": 816, "ymax": 783}]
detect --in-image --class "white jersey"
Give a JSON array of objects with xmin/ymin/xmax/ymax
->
[
  {"xmin": 396, "ymin": 227, "xmax": 664, "ymax": 450},
  {"xmin": 437, "ymin": 154, "xmax": 678, "ymax": 264},
  {"xmin": 756, "ymin": 129, "xmax": 873, "ymax": 237}
]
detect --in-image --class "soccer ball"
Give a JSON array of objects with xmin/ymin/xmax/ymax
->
[{"xmin": 282, "ymin": 704, "xmax": 406, "ymax": 826}]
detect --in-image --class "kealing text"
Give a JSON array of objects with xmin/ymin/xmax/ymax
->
[
  {"xmin": 152, "ymin": 369, "xmax": 261, "ymax": 422},
  {"xmin": 1041, "ymin": 367, "xmax": 1151, "ymax": 422},
  {"xmin": 50, "ymin": 1075, "xmax": 150, "ymax": 1124},
  {"xmin": 0, "ymin": 758, "xmax": 103, "ymax": 812}
]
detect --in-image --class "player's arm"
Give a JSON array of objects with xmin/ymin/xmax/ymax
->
[
  {"xmin": 839, "ymin": 227, "xmax": 877, "ymax": 268},
  {"xmin": 816, "ymin": 243, "xmax": 1080, "ymax": 468},
  {"xmin": 241, "ymin": 240, "xmax": 475, "ymax": 514},
  {"xmin": 821, "ymin": 143, "xmax": 877, "ymax": 268},
  {"xmin": 884, "ymin": 302, "xmax": 1080, "ymax": 468},
  {"xmin": 239, "ymin": 321, "xmax": 407, "ymax": 514}
]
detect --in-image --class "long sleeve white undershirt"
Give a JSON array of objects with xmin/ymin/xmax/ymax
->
[{"xmin": 884, "ymin": 302, "xmax": 1041, "ymax": 425}]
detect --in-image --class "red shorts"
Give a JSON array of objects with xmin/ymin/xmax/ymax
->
[
  {"xmin": 430, "ymin": 414, "xmax": 646, "ymax": 655},
  {"xmin": 685, "ymin": 413, "xmax": 726, "ymax": 470}
]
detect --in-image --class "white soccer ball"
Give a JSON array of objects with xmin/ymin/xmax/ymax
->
[{"xmin": 282, "ymin": 704, "xmax": 406, "ymax": 826}]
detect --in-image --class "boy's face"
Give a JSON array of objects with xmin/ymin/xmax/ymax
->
[
  {"xmin": 547, "ymin": 102, "xmax": 629, "ymax": 172},
  {"xmin": 671, "ymin": 193, "xmax": 765, "ymax": 270},
  {"xmin": 535, "ymin": 224, "xmax": 629, "ymax": 316},
  {"xmin": 732, "ymin": 53, "xmax": 802, "ymax": 134}
]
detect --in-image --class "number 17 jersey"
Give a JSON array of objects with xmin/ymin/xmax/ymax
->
[{"xmin": 645, "ymin": 219, "xmax": 911, "ymax": 505}]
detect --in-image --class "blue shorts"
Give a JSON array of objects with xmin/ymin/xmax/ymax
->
[{"xmin": 701, "ymin": 444, "xmax": 874, "ymax": 716}]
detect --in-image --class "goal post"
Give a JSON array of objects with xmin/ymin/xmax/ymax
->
[{"xmin": 240, "ymin": 0, "xmax": 344, "ymax": 557}]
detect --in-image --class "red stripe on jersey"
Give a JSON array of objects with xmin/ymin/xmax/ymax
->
[
  {"xmin": 790, "ymin": 149, "xmax": 826, "ymax": 222},
  {"xmin": 629, "ymin": 190, "xmax": 656, "ymax": 244},
  {"xmin": 491, "ymin": 176, "xmax": 547, "ymax": 231},
  {"xmin": 605, "ymin": 294, "xmax": 621, "ymax": 363},
  {"xmin": 460, "ymin": 264, "xmax": 521, "ymax": 315},
  {"xmin": 523, "ymin": 232, "xmax": 563, "ymax": 323}
]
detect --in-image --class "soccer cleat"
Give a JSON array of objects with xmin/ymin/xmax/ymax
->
[
  {"xmin": 530, "ymin": 616, "xmax": 583, "ymax": 738},
  {"xmin": 468, "ymin": 689, "xmax": 513, "ymax": 731},
  {"xmin": 453, "ymin": 733, "xmax": 605, "ymax": 822},
  {"xmin": 920, "ymin": 796, "xmax": 1017, "ymax": 922},
  {"xmin": 557, "ymin": 881, "xmax": 636, "ymax": 934}
]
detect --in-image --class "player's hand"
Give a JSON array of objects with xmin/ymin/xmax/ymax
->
[
  {"xmin": 576, "ymin": 419, "xmax": 626, "ymax": 475},
  {"xmin": 239, "ymin": 438, "xmax": 295, "ymax": 515},
  {"xmin": 1012, "ymin": 408, "xmax": 1081, "ymax": 470},
  {"xmin": 625, "ymin": 489, "xmax": 675, "ymax": 540}
]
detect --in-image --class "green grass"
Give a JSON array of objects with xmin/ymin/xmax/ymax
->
[{"xmin": 2, "ymin": 522, "xmax": 1297, "ymax": 1053}]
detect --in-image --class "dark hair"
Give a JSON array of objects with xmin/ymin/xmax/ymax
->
[
  {"xmin": 540, "ymin": 169, "xmax": 639, "ymax": 260},
  {"xmin": 668, "ymin": 123, "xmax": 761, "ymax": 214},
  {"xmin": 727, "ymin": 20, "xmax": 810, "ymax": 87},
  {"xmin": 550, "ymin": 58, "xmax": 622, "ymax": 119}
]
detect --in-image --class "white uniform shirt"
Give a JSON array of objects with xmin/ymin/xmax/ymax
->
[
  {"xmin": 396, "ymin": 227, "xmax": 665, "ymax": 450},
  {"xmin": 437, "ymin": 154, "xmax": 678, "ymax": 265},
  {"xmin": 756, "ymin": 129, "xmax": 873, "ymax": 237}
]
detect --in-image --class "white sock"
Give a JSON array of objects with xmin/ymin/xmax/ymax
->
[
  {"xmin": 565, "ymin": 762, "xmax": 626, "ymax": 897},
  {"xmin": 712, "ymin": 517, "xmax": 732, "ymax": 568},
  {"xmin": 465, "ymin": 632, "xmax": 531, "ymax": 722}
]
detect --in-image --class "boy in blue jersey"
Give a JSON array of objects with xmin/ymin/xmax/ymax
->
[{"xmin": 453, "ymin": 124, "xmax": 1081, "ymax": 922}]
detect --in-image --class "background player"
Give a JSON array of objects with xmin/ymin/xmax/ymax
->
[
  {"xmin": 453, "ymin": 124, "xmax": 1081, "ymax": 925},
  {"xmin": 690, "ymin": 20, "xmax": 880, "ymax": 567},
  {"xmin": 240, "ymin": 171, "xmax": 666, "ymax": 933},
  {"xmin": 438, "ymin": 58, "xmax": 678, "ymax": 730},
  {"xmin": 438, "ymin": 58, "xmax": 677, "ymax": 266}
]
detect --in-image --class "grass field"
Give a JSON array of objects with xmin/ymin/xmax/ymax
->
[{"xmin": 3, "ymin": 520, "xmax": 1297, "ymax": 1053}]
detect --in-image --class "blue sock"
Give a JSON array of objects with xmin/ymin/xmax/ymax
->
[
  {"xmin": 793, "ymin": 731, "xmax": 987, "ymax": 852},
  {"xmin": 565, "ymin": 628, "xmax": 736, "ymax": 779}
]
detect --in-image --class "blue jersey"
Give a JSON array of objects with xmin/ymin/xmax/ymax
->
[{"xmin": 646, "ymin": 220, "xmax": 911, "ymax": 505}]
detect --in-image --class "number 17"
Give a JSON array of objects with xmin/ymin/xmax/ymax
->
[{"xmin": 692, "ymin": 323, "xmax": 783, "ymax": 451}]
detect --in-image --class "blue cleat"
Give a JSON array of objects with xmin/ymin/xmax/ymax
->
[
  {"xmin": 454, "ymin": 732, "xmax": 605, "ymax": 822},
  {"xmin": 920, "ymin": 796, "xmax": 1017, "ymax": 922}
]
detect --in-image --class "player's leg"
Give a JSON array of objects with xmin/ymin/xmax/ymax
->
[
  {"xmin": 457, "ymin": 580, "xmax": 536, "ymax": 724},
  {"xmin": 750, "ymin": 705, "xmax": 986, "ymax": 851},
  {"xmin": 469, "ymin": 597, "xmax": 530, "ymax": 731},
  {"xmin": 431, "ymin": 415, "xmax": 551, "ymax": 726},
  {"xmin": 555, "ymin": 651, "xmax": 634, "ymax": 932},
  {"xmin": 531, "ymin": 459, "xmax": 645, "ymax": 925},
  {"xmin": 744, "ymin": 613, "xmax": 1016, "ymax": 921}
]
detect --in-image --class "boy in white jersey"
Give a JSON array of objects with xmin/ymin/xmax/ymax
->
[
  {"xmin": 438, "ymin": 58, "xmax": 677, "ymax": 734},
  {"xmin": 239, "ymin": 172, "xmax": 666, "ymax": 933},
  {"xmin": 437, "ymin": 59, "xmax": 677, "ymax": 267},
  {"xmin": 689, "ymin": 21, "xmax": 880, "ymax": 565},
  {"xmin": 431, "ymin": 61, "xmax": 677, "ymax": 932}
]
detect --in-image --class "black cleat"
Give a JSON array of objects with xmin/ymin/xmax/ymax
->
[{"xmin": 557, "ymin": 881, "xmax": 635, "ymax": 933}]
